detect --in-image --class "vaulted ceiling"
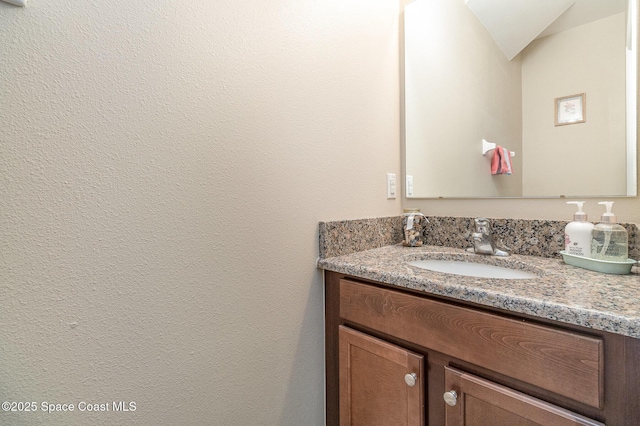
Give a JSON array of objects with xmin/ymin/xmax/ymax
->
[{"xmin": 465, "ymin": 0, "xmax": 628, "ymax": 60}]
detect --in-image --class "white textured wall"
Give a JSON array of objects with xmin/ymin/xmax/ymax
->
[{"xmin": 0, "ymin": 1, "xmax": 401, "ymax": 425}]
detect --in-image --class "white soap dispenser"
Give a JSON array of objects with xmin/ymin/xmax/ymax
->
[
  {"xmin": 591, "ymin": 201, "xmax": 628, "ymax": 261},
  {"xmin": 564, "ymin": 201, "xmax": 594, "ymax": 258}
]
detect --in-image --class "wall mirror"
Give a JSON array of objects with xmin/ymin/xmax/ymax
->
[{"xmin": 404, "ymin": 0, "xmax": 638, "ymax": 198}]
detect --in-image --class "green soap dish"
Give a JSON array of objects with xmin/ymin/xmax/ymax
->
[{"xmin": 559, "ymin": 251, "xmax": 637, "ymax": 275}]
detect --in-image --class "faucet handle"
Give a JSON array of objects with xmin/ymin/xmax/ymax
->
[{"xmin": 474, "ymin": 217, "xmax": 490, "ymax": 233}]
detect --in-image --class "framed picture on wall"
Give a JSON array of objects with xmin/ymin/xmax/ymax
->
[{"xmin": 555, "ymin": 93, "xmax": 586, "ymax": 126}]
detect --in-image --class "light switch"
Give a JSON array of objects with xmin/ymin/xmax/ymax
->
[
  {"xmin": 387, "ymin": 173, "xmax": 397, "ymax": 199},
  {"xmin": 406, "ymin": 175, "xmax": 414, "ymax": 197}
]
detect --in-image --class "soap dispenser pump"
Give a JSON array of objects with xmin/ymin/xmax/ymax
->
[
  {"xmin": 591, "ymin": 201, "xmax": 628, "ymax": 261},
  {"xmin": 564, "ymin": 201, "xmax": 594, "ymax": 258}
]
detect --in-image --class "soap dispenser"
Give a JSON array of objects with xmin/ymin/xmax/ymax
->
[
  {"xmin": 591, "ymin": 201, "xmax": 628, "ymax": 261},
  {"xmin": 564, "ymin": 201, "xmax": 594, "ymax": 258}
]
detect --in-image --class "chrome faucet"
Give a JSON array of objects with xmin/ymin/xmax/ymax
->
[{"xmin": 469, "ymin": 218, "xmax": 510, "ymax": 256}]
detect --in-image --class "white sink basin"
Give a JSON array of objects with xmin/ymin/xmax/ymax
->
[{"xmin": 408, "ymin": 259, "xmax": 539, "ymax": 279}]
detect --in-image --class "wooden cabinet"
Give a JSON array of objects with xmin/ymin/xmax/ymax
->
[
  {"xmin": 325, "ymin": 271, "xmax": 640, "ymax": 425},
  {"xmin": 443, "ymin": 366, "xmax": 602, "ymax": 426},
  {"xmin": 339, "ymin": 326, "xmax": 424, "ymax": 425}
]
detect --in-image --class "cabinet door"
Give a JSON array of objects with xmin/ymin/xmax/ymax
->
[
  {"xmin": 443, "ymin": 366, "xmax": 603, "ymax": 426},
  {"xmin": 339, "ymin": 326, "xmax": 424, "ymax": 426}
]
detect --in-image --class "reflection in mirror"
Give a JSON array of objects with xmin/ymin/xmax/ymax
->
[{"xmin": 404, "ymin": 0, "xmax": 637, "ymax": 198}]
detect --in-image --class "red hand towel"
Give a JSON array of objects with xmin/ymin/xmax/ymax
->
[
  {"xmin": 491, "ymin": 148, "xmax": 501, "ymax": 175},
  {"xmin": 491, "ymin": 146, "xmax": 512, "ymax": 175}
]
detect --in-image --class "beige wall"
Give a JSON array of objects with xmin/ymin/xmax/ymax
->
[
  {"xmin": 404, "ymin": 0, "xmax": 523, "ymax": 197},
  {"xmin": 0, "ymin": 1, "xmax": 401, "ymax": 425},
  {"xmin": 522, "ymin": 13, "xmax": 626, "ymax": 196}
]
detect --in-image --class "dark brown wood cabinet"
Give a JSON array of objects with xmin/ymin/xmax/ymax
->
[{"xmin": 325, "ymin": 271, "xmax": 640, "ymax": 425}]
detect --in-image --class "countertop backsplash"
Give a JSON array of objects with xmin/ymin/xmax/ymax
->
[
  {"xmin": 319, "ymin": 215, "xmax": 640, "ymax": 260},
  {"xmin": 318, "ymin": 216, "xmax": 403, "ymax": 259}
]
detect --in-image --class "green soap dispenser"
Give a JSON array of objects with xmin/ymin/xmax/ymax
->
[{"xmin": 591, "ymin": 201, "xmax": 628, "ymax": 261}]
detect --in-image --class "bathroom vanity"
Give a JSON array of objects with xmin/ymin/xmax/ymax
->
[{"xmin": 320, "ymin": 245, "xmax": 640, "ymax": 425}]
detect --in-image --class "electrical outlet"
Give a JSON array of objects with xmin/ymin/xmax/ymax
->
[
  {"xmin": 387, "ymin": 173, "xmax": 397, "ymax": 199},
  {"xmin": 406, "ymin": 175, "xmax": 414, "ymax": 197}
]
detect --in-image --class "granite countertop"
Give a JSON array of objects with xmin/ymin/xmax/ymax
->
[{"xmin": 317, "ymin": 244, "xmax": 640, "ymax": 339}]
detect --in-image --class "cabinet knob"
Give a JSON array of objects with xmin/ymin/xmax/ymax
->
[
  {"xmin": 443, "ymin": 390, "xmax": 458, "ymax": 406},
  {"xmin": 404, "ymin": 373, "xmax": 418, "ymax": 387}
]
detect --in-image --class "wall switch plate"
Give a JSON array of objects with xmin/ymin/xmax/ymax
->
[
  {"xmin": 406, "ymin": 175, "xmax": 414, "ymax": 197},
  {"xmin": 387, "ymin": 173, "xmax": 397, "ymax": 199}
]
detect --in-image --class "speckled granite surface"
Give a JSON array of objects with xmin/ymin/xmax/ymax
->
[
  {"xmin": 318, "ymin": 244, "xmax": 640, "ymax": 338},
  {"xmin": 319, "ymin": 216, "xmax": 640, "ymax": 260},
  {"xmin": 318, "ymin": 217, "xmax": 403, "ymax": 258}
]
